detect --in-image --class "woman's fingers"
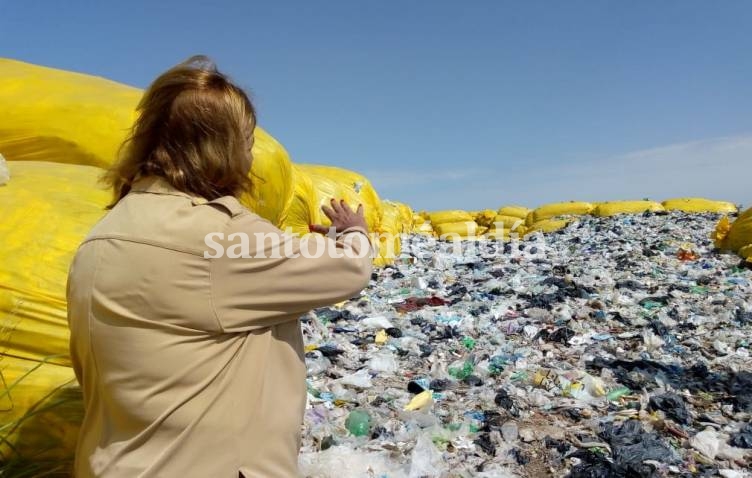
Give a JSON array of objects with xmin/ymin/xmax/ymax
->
[
  {"xmin": 321, "ymin": 205, "xmax": 335, "ymax": 221},
  {"xmin": 329, "ymin": 198, "xmax": 343, "ymax": 215},
  {"xmin": 309, "ymin": 224, "xmax": 330, "ymax": 234},
  {"xmin": 356, "ymin": 204, "xmax": 364, "ymax": 216}
]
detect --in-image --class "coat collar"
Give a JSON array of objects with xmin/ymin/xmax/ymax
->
[{"xmin": 129, "ymin": 176, "xmax": 209, "ymax": 204}]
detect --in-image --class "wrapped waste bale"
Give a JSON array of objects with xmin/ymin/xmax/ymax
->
[
  {"xmin": 0, "ymin": 161, "xmax": 110, "ymax": 463},
  {"xmin": 528, "ymin": 201, "xmax": 595, "ymax": 225},
  {"xmin": 714, "ymin": 207, "xmax": 752, "ymax": 261},
  {"xmin": 279, "ymin": 164, "xmax": 320, "ymax": 236},
  {"xmin": 0, "ymin": 57, "xmax": 294, "ymax": 226},
  {"xmin": 377, "ymin": 201, "xmax": 404, "ymax": 264},
  {"xmin": 497, "ymin": 205, "xmax": 530, "ymax": 219},
  {"xmin": 427, "ymin": 210, "xmax": 472, "ymax": 225},
  {"xmin": 662, "ymin": 197, "xmax": 737, "ymax": 214},
  {"xmin": 434, "ymin": 221, "xmax": 479, "ymax": 239},
  {"xmin": 594, "ymin": 200, "xmax": 665, "ymax": 217},
  {"xmin": 473, "ymin": 209, "xmax": 497, "ymax": 228},
  {"xmin": 0, "ymin": 161, "xmax": 109, "ymax": 365},
  {"xmin": 296, "ymin": 164, "xmax": 383, "ymax": 232},
  {"xmin": 294, "ymin": 164, "xmax": 389, "ymax": 264}
]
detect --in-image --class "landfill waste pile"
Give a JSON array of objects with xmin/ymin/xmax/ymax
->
[
  {"xmin": 2, "ymin": 57, "xmax": 752, "ymax": 477},
  {"xmin": 298, "ymin": 211, "xmax": 752, "ymax": 477}
]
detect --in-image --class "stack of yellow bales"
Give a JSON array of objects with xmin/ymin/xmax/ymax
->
[
  {"xmin": 413, "ymin": 211, "xmax": 434, "ymax": 235},
  {"xmin": 378, "ymin": 200, "xmax": 414, "ymax": 262},
  {"xmin": 427, "ymin": 210, "xmax": 479, "ymax": 239},
  {"xmin": 714, "ymin": 207, "xmax": 752, "ymax": 262},
  {"xmin": 0, "ymin": 58, "xmax": 400, "ymax": 468},
  {"xmin": 485, "ymin": 205, "xmax": 529, "ymax": 240}
]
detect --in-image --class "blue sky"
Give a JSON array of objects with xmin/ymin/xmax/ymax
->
[{"xmin": 3, "ymin": 1, "xmax": 751, "ymax": 210}]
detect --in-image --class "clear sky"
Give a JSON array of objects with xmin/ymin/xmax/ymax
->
[{"xmin": 3, "ymin": 1, "xmax": 751, "ymax": 210}]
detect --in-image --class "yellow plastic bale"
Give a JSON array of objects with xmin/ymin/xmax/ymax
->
[
  {"xmin": 525, "ymin": 219, "xmax": 570, "ymax": 235},
  {"xmin": 714, "ymin": 207, "xmax": 752, "ymax": 252},
  {"xmin": 294, "ymin": 164, "xmax": 389, "ymax": 264},
  {"xmin": 0, "ymin": 58, "xmax": 140, "ymax": 168},
  {"xmin": 297, "ymin": 164, "xmax": 383, "ymax": 232},
  {"xmin": 415, "ymin": 222, "xmax": 434, "ymax": 235},
  {"xmin": 739, "ymin": 244, "xmax": 752, "ymax": 262},
  {"xmin": 373, "ymin": 234, "xmax": 401, "ymax": 267},
  {"xmin": 428, "ymin": 210, "xmax": 473, "ymax": 225},
  {"xmin": 0, "ymin": 356, "xmax": 81, "ymax": 462},
  {"xmin": 488, "ymin": 215, "xmax": 527, "ymax": 231},
  {"xmin": 497, "ymin": 205, "xmax": 530, "ymax": 219},
  {"xmin": 380, "ymin": 201, "xmax": 403, "ymax": 235},
  {"xmin": 661, "ymin": 197, "xmax": 737, "ymax": 214},
  {"xmin": 0, "ymin": 58, "xmax": 294, "ymax": 226},
  {"xmin": 278, "ymin": 165, "xmax": 319, "ymax": 236},
  {"xmin": 395, "ymin": 203, "xmax": 414, "ymax": 232},
  {"xmin": 473, "ymin": 209, "xmax": 497, "ymax": 228},
  {"xmin": 530, "ymin": 201, "xmax": 595, "ymax": 223},
  {"xmin": 434, "ymin": 221, "xmax": 478, "ymax": 238},
  {"xmin": 594, "ymin": 200, "xmax": 665, "ymax": 217},
  {"xmin": 241, "ymin": 128, "xmax": 295, "ymax": 226},
  {"xmin": 1, "ymin": 161, "xmax": 109, "ymax": 367}
]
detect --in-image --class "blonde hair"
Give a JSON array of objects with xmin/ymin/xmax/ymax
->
[{"xmin": 105, "ymin": 55, "xmax": 256, "ymax": 207}]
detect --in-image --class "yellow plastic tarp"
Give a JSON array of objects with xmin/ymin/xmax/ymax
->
[
  {"xmin": 428, "ymin": 210, "xmax": 472, "ymax": 225},
  {"xmin": 0, "ymin": 57, "xmax": 294, "ymax": 227},
  {"xmin": 497, "ymin": 205, "xmax": 530, "ymax": 219},
  {"xmin": 661, "ymin": 197, "xmax": 737, "ymax": 214},
  {"xmin": 529, "ymin": 201, "xmax": 595, "ymax": 224},
  {"xmin": 593, "ymin": 200, "xmax": 665, "ymax": 217},
  {"xmin": 1, "ymin": 161, "xmax": 109, "ymax": 367},
  {"xmin": 0, "ymin": 161, "xmax": 107, "ymax": 463}
]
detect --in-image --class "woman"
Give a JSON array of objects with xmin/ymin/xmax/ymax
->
[{"xmin": 67, "ymin": 56, "xmax": 373, "ymax": 477}]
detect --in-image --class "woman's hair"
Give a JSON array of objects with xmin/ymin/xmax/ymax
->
[{"xmin": 104, "ymin": 55, "xmax": 256, "ymax": 207}]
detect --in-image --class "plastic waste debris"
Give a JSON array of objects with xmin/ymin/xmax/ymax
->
[{"xmin": 293, "ymin": 211, "xmax": 751, "ymax": 476}]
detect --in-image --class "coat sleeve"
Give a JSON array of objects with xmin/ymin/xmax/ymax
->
[{"xmin": 209, "ymin": 212, "xmax": 373, "ymax": 332}]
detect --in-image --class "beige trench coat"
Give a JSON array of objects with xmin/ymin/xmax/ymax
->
[{"xmin": 67, "ymin": 177, "xmax": 373, "ymax": 477}]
